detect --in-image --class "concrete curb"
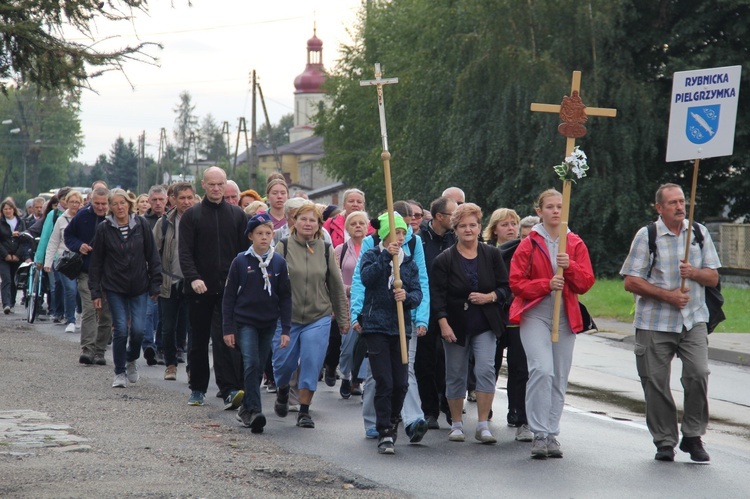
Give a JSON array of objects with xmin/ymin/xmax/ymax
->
[{"xmin": 592, "ymin": 319, "xmax": 749, "ymax": 367}]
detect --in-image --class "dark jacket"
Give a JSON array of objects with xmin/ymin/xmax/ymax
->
[
  {"xmin": 88, "ymin": 214, "xmax": 162, "ymax": 299},
  {"xmin": 430, "ymin": 244, "xmax": 510, "ymax": 346},
  {"xmin": 359, "ymin": 247, "xmax": 422, "ymax": 336},
  {"xmin": 0, "ymin": 217, "xmax": 31, "ymax": 261},
  {"xmin": 143, "ymin": 209, "xmax": 163, "ymax": 231},
  {"xmin": 178, "ymin": 197, "xmax": 249, "ymax": 295},
  {"xmin": 222, "ymin": 250, "xmax": 292, "ymax": 336},
  {"xmin": 64, "ymin": 203, "xmax": 106, "ymax": 272},
  {"xmin": 418, "ymin": 219, "xmax": 456, "ymax": 276}
]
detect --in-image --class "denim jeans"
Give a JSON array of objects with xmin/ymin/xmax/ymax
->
[
  {"xmin": 107, "ymin": 291, "xmax": 148, "ymax": 375},
  {"xmin": 57, "ymin": 271, "xmax": 78, "ymax": 325},
  {"xmin": 160, "ymin": 282, "xmax": 189, "ymax": 366},
  {"xmin": 235, "ymin": 323, "xmax": 276, "ymax": 413},
  {"xmin": 52, "ymin": 269, "xmax": 64, "ymax": 318},
  {"xmin": 142, "ymin": 296, "xmax": 158, "ymax": 352}
]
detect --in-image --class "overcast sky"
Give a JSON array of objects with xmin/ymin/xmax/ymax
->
[{"xmin": 75, "ymin": 0, "xmax": 362, "ymax": 164}]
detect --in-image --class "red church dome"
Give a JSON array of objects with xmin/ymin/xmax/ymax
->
[{"xmin": 294, "ymin": 30, "xmax": 326, "ymax": 94}]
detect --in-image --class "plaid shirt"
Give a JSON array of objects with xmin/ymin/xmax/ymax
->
[{"xmin": 620, "ymin": 218, "xmax": 721, "ymax": 333}]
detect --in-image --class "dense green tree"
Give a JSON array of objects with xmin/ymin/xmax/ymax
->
[
  {"xmin": 88, "ymin": 154, "xmax": 108, "ymax": 186},
  {"xmin": 0, "ymin": 84, "xmax": 82, "ymax": 197},
  {"xmin": 198, "ymin": 114, "xmax": 228, "ymax": 163},
  {"xmin": 318, "ymin": 0, "xmax": 749, "ymax": 275},
  {"xmin": 173, "ymin": 90, "xmax": 198, "ymax": 175},
  {"xmin": 258, "ymin": 113, "xmax": 293, "ymax": 148},
  {"xmin": 106, "ymin": 137, "xmax": 138, "ymax": 190},
  {"xmin": 0, "ymin": 0, "xmax": 160, "ymax": 93}
]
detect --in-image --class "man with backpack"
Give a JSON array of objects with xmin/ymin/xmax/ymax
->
[{"xmin": 620, "ymin": 183, "xmax": 721, "ymax": 463}]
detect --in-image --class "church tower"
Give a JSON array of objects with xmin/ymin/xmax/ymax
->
[{"xmin": 290, "ymin": 27, "xmax": 327, "ymax": 143}]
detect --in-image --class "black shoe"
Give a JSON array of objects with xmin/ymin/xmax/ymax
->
[
  {"xmin": 79, "ymin": 349, "xmax": 93, "ymax": 365},
  {"xmin": 679, "ymin": 436, "xmax": 710, "ymax": 462},
  {"xmin": 156, "ymin": 349, "xmax": 166, "ymax": 366},
  {"xmin": 425, "ymin": 415, "xmax": 440, "ymax": 430},
  {"xmin": 275, "ymin": 386, "xmax": 290, "ymax": 418},
  {"xmin": 443, "ymin": 409, "xmax": 452, "ymax": 426},
  {"xmin": 324, "ymin": 366, "xmax": 336, "ymax": 387},
  {"xmin": 296, "ymin": 412, "xmax": 315, "ymax": 428},
  {"xmin": 378, "ymin": 435, "xmax": 395, "ymax": 454},
  {"xmin": 339, "ymin": 379, "xmax": 352, "ymax": 399},
  {"xmin": 655, "ymin": 446, "xmax": 675, "ymax": 462},
  {"xmin": 176, "ymin": 349, "xmax": 185, "ymax": 364},
  {"xmin": 507, "ymin": 409, "xmax": 519, "ymax": 427},
  {"xmin": 237, "ymin": 407, "xmax": 266, "ymax": 434},
  {"xmin": 391, "ymin": 419, "xmax": 400, "ymax": 444},
  {"xmin": 94, "ymin": 356, "xmax": 107, "ymax": 366},
  {"xmin": 144, "ymin": 347, "xmax": 157, "ymax": 366}
]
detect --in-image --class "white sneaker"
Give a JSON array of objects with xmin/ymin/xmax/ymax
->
[
  {"xmin": 448, "ymin": 428, "xmax": 465, "ymax": 442},
  {"xmin": 65, "ymin": 323, "xmax": 76, "ymax": 333},
  {"xmin": 126, "ymin": 361, "xmax": 139, "ymax": 383},
  {"xmin": 112, "ymin": 373, "xmax": 127, "ymax": 388},
  {"xmin": 515, "ymin": 424, "xmax": 534, "ymax": 442}
]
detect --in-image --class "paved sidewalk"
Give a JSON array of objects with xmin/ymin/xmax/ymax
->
[{"xmin": 593, "ymin": 317, "xmax": 750, "ymax": 366}]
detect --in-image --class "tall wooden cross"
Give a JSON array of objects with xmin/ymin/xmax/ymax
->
[
  {"xmin": 530, "ymin": 71, "xmax": 617, "ymax": 341},
  {"xmin": 360, "ymin": 63, "xmax": 408, "ymax": 364}
]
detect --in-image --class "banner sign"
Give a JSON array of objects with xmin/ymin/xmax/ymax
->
[{"xmin": 666, "ymin": 65, "xmax": 742, "ymax": 162}]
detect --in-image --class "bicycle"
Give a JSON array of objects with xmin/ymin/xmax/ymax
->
[{"xmin": 14, "ymin": 234, "xmax": 47, "ymax": 324}]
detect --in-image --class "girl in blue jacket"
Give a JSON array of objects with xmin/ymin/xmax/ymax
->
[{"xmin": 358, "ymin": 212, "xmax": 422, "ymax": 454}]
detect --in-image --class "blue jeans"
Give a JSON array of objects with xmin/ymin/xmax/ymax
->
[
  {"xmin": 272, "ymin": 315, "xmax": 331, "ymax": 391},
  {"xmin": 52, "ymin": 270, "xmax": 64, "ymax": 318},
  {"xmin": 107, "ymin": 291, "xmax": 148, "ymax": 375},
  {"xmin": 58, "ymin": 272, "xmax": 78, "ymax": 325},
  {"xmin": 236, "ymin": 323, "xmax": 276, "ymax": 413},
  {"xmin": 142, "ymin": 296, "xmax": 158, "ymax": 352}
]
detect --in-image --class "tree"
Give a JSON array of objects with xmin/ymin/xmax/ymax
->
[
  {"xmin": 317, "ymin": 0, "xmax": 749, "ymax": 276},
  {"xmin": 88, "ymin": 154, "xmax": 109, "ymax": 186},
  {"xmin": 0, "ymin": 83, "xmax": 83, "ymax": 197},
  {"xmin": 258, "ymin": 113, "xmax": 293, "ymax": 148},
  {"xmin": 0, "ymin": 0, "xmax": 160, "ymax": 93},
  {"xmin": 173, "ymin": 90, "xmax": 198, "ymax": 174},
  {"xmin": 107, "ymin": 137, "xmax": 138, "ymax": 190},
  {"xmin": 198, "ymin": 113, "xmax": 228, "ymax": 162}
]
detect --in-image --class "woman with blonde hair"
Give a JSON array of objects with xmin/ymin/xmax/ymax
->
[
  {"xmin": 44, "ymin": 190, "xmax": 84, "ymax": 332},
  {"xmin": 272, "ymin": 202, "xmax": 349, "ymax": 429},
  {"xmin": 135, "ymin": 194, "xmax": 150, "ymax": 216},
  {"xmin": 509, "ymin": 188, "xmax": 594, "ymax": 458},
  {"xmin": 483, "ymin": 208, "xmax": 520, "ymax": 247},
  {"xmin": 89, "ymin": 188, "xmax": 162, "ymax": 388}
]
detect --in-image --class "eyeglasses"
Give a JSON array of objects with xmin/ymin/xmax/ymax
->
[
  {"xmin": 412, "ymin": 213, "xmax": 424, "ymax": 219},
  {"xmin": 439, "ymin": 212, "xmax": 454, "ymax": 217}
]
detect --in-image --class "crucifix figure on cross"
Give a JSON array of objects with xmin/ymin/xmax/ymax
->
[
  {"xmin": 530, "ymin": 71, "xmax": 617, "ymax": 341},
  {"xmin": 360, "ymin": 63, "xmax": 408, "ymax": 364}
]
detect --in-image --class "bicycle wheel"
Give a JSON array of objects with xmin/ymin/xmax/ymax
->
[{"xmin": 27, "ymin": 267, "xmax": 40, "ymax": 324}]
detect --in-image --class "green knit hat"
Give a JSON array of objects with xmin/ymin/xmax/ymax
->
[{"xmin": 377, "ymin": 212, "xmax": 408, "ymax": 241}]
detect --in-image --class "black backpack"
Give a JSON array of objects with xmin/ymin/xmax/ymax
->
[{"xmin": 646, "ymin": 221, "xmax": 725, "ymax": 333}]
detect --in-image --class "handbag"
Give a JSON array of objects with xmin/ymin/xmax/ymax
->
[{"xmin": 54, "ymin": 250, "xmax": 83, "ymax": 279}]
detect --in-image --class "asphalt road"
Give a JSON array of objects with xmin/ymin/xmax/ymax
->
[{"xmin": 3, "ymin": 314, "xmax": 750, "ymax": 498}]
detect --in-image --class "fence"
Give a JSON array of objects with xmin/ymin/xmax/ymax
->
[{"xmin": 720, "ymin": 224, "xmax": 750, "ymax": 270}]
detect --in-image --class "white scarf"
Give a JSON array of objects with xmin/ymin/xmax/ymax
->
[
  {"xmin": 249, "ymin": 246, "xmax": 274, "ymax": 296},
  {"xmin": 379, "ymin": 242, "xmax": 405, "ymax": 289}
]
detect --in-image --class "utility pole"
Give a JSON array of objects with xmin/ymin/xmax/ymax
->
[
  {"xmin": 157, "ymin": 128, "xmax": 167, "ymax": 185},
  {"xmin": 137, "ymin": 131, "xmax": 146, "ymax": 194},
  {"xmin": 257, "ymin": 83, "xmax": 282, "ymax": 171},
  {"xmin": 250, "ymin": 69, "xmax": 259, "ymax": 190},
  {"xmin": 232, "ymin": 117, "xmax": 251, "ymax": 181},
  {"xmin": 221, "ymin": 121, "xmax": 231, "ymax": 165}
]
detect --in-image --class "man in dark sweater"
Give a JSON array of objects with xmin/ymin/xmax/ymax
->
[
  {"xmin": 415, "ymin": 196, "xmax": 457, "ymax": 429},
  {"xmin": 64, "ymin": 187, "xmax": 112, "ymax": 365},
  {"xmin": 179, "ymin": 167, "xmax": 249, "ymax": 407}
]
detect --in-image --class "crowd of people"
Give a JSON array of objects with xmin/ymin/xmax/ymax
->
[{"xmin": 1, "ymin": 169, "xmax": 718, "ymax": 462}]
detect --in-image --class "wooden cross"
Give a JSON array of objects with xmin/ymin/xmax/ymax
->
[
  {"xmin": 530, "ymin": 71, "xmax": 617, "ymax": 341},
  {"xmin": 360, "ymin": 63, "xmax": 408, "ymax": 364}
]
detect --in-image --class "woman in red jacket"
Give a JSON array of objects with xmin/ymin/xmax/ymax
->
[{"xmin": 509, "ymin": 189, "xmax": 594, "ymax": 459}]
